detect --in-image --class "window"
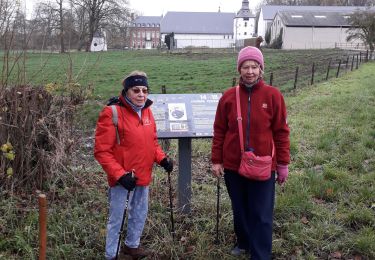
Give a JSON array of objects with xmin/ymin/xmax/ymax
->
[
  {"xmin": 244, "ymin": 32, "xmax": 247, "ymax": 35},
  {"xmin": 291, "ymin": 15, "xmax": 303, "ymax": 18},
  {"xmin": 244, "ymin": 22, "xmax": 247, "ymax": 27},
  {"xmin": 314, "ymin": 15, "xmax": 326, "ymax": 19}
]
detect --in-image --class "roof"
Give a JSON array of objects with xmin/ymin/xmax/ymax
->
[
  {"xmin": 261, "ymin": 5, "xmax": 370, "ymax": 20},
  {"xmin": 160, "ymin": 12, "xmax": 236, "ymax": 34},
  {"xmin": 236, "ymin": 0, "xmax": 255, "ymax": 18},
  {"xmin": 277, "ymin": 10, "xmax": 353, "ymax": 27},
  {"xmin": 133, "ymin": 16, "xmax": 162, "ymax": 26}
]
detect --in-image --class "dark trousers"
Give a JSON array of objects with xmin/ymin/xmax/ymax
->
[{"xmin": 224, "ymin": 169, "xmax": 276, "ymax": 260}]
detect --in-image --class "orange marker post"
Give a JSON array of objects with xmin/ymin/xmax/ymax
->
[{"xmin": 38, "ymin": 194, "xmax": 47, "ymax": 260}]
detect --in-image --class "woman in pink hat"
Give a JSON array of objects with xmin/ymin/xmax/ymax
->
[{"xmin": 211, "ymin": 46, "xmax": 290, "ymax": 259}]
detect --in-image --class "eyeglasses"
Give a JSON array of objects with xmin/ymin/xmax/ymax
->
[{"xmin": 131, "ymin": 87, "xmax": 148, "ymax": 94}]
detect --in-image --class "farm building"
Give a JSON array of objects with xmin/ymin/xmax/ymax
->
[
  {"xmin": 269, "ymin": 10, "xmax": 366, "ymax": 50},
  {"xmin": 257, "ymin": 5, "xmax": 371, "ymax": 43},
  {"xmin": 160, "ymin": 11, "xmax": 235, "ymax": 49},
  {"xmin": 129, "ymin": 16, "xmax": 162, "ymax": 49}
]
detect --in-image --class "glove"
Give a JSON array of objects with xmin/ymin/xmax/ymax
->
[
  {"xmin": 118, "ymin": 172, "xmax": 137, "ymax": 191},
  {"xmin": 160, "ymin": 157, "xmax": 173, "ymax": 173},
  {"xmin": 276, "ymin": 164, "xmax": 288, "ymax": 185}
]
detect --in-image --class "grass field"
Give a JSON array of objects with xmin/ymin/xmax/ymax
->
[
  {"xmin": 2, "ymin": 48, "xmax": 361, "ymax": 129},
  {"xmin": 0, "ymin": 50, "xmax": 374, "ymax": 259}
]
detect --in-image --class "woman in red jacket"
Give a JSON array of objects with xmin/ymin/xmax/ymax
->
[
  {"xmin": 211, "ymin": 47, "xmax": 290, "ymax": 259},
  {"xmin": 94, "ymin": 71, "xmax": 173, "ymax": 260}
]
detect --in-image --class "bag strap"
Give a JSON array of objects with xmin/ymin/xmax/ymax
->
[
  {"xmin": 110, "ymin": 105, "xmax": 121, "ymax": 145},
  {"xmin": 235, "ymin": 86, "xmax": 245, "ymax": 154},
  {"xmin": 235, "ymin": 86, "xmax": 275, "ymax": 157}
]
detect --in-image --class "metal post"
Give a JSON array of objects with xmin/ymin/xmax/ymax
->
[
  {"xmin": 269, "ymin": 72, "xmax": 273, "ymax": 86},
  {"xmin": 178, "ymin": 138, "xmax": 192, "ymax": 214},
  {"xmin": 311, "ymin": 62, "xmax": 315, "ymax": 85},
  {"xmin": 351, "ymin": 55, "xmax": 354, "ymax": 71}
]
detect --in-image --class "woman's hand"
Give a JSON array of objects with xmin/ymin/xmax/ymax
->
[
  {"xmin": 212, "ymin": 163, "xmax": 224, "ymax": 177},
  {"xmin": 276, "ymin": 164, "xmax": 288, "ymax": 185}
]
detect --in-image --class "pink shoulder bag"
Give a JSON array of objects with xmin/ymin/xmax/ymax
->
[{"xmin": 236, "ymin": 86, "xmax": 274, "ymax": 181}]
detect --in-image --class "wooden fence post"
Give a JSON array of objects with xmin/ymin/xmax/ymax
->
[
  {"xmin": 336, "ymin": 59, "xmax": 342, "ymax": 78},
  {"xmin": 39, "ymin": 194, "xmax": 47, "ymax": 260},
  {"xmin": 232, "ymin": 77, "xmax": 237, "ymax": 87},
  {"xmin": 345, "ymin": 56, "xmax": 350, "ymax": 71},
  {"xmin": 311, "ymin": 62, "xmax": 315, "ymax": 85},
  {"xmin": 326, "ymin": 59, "xmax": 331, "ymax": 80},
  {"xmin": 293, "ymin": 66, "xmax": 299, "ymax": 90},
  {"xmin": 356, "ymin": 54, "xmax": 359, "ymax": 69},
  {"xmin": 269, "ymin": 72, "xmax": 273, "ymax": 86}
]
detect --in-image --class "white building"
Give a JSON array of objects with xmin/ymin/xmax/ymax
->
[
  {"xmin": 160, "ymin": 11, "xmax": 235, "ymax": 49},
  {"xmin": 257, "ymin": 5, "xmax": 369, "ymax": 43},
  {"xmin": 269, "ymin": 10, "xmax": 363, "ymax": 49},
  {"xmin": 90, "ymin": 31, "xmax": 107, "ymax": 52},
  {"xmin": 234, "ymin": 0, "xmax": 256, "ymax": 45}
]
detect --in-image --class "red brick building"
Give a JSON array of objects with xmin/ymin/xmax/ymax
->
[{"xmin": 129, "ymin": 16, "xmax": 162, "ymax": 49}]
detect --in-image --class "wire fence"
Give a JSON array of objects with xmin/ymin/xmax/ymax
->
[{"xmin": 229, "ymin": 49, "xmax": 373, "ymax": 93}]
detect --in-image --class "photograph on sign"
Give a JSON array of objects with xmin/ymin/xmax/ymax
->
[{"xmin": 168, "ymin": 103, "xmax": 187, "ymax": 121}]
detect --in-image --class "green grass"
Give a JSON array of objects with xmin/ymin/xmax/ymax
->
[{"xmin": 1, "ymin": 53, "xmax": 374, "ymax": 259}]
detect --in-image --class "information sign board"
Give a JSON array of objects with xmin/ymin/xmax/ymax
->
[{"xmin": 149, "ymin": 93, "xmax": 222, "ymax": 138}]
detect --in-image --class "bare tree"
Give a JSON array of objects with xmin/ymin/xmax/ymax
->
[
  {"xmin": 57, "ymin": 0, "xmax": 65, "ymax": 53},
  {"xmin": 346, "ymin": 9, "xmax": 375, "ymax": 53},
  {"xmin": 70, "ymin": 0, "xmax": 130, "ymax": 51}
]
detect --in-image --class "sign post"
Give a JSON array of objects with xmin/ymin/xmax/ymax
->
[{"xmin": 149, "ymin": 93, "xmax": 221, "ymax": 213}]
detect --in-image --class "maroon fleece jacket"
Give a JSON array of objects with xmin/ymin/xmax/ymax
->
[{"xmin": 211, "ymin": 79, "xmax": 290, "ymax": 171}]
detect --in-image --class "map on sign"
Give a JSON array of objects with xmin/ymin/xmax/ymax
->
[{"xmin": 148, "ymin": 93, "xmax": 222, "ymax": 138}]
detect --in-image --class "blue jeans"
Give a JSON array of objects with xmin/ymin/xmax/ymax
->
[{"xmin": 105, "ymin": 185, "xmax": 149, "ymax": 259}]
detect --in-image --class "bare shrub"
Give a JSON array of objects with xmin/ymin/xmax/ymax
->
[{"xmin": 0, "ymin": 85, "xmax": 87, "ymax": 192}]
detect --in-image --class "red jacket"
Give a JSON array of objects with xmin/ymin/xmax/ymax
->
[
  {"xmin": 94, "ymin": 96, "xmax": 166, "ymax": 187},
  {"xmin": 211, "ymin": 79, "xmax": 290, "ymax": 171}
]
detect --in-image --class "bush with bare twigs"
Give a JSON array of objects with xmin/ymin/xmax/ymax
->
[{"xmin": 0, "ymin": 84, "xmax": 90, "ymax": 192}]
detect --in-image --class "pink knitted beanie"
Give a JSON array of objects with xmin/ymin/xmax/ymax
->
[{"xmin": 237, "ymin": 46, "xmax": 264, "ymax": 72}]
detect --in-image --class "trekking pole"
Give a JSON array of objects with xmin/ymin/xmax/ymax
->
[
  {"xmin": 115, "ymin": 170, "xmax": 134, "ymax": 260},
  {"xmin": 167, "ymin": 170, "xmax": 176, "ymax": 240},
  {"xmin": 214, "ymin": 177, "xmax": 220, "ymax": 245}
]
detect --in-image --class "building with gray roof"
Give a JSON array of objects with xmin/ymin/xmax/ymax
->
[
  {"xmin": 258, "ymin": 5, "xmax": 370, "ymax": 40},
  {"xmin": 160, "ymin": 11, "xmax": 235, "ymax": 48},
  {"xmin": 270, "ymin": 10, "xmax": 366, "ymax": 49}
]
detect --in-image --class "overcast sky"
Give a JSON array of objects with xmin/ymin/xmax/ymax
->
[
  {"xmin": 25, "ymin": 0, "xmax": 263, "ymax": 18},
  {"xmin": 129, "ymin": 0, "xmax": 263, "ymax": 16}
]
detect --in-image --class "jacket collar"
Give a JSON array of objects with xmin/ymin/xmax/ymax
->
[
  {"xmin": 239, "ymin": 77, "xmax": 265, "ymax": 91},
  {"xmin": 119, "ymin": 93, "xmax": 153, "ymax": 110}
]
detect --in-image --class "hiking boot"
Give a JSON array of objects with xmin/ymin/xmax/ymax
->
[
  {"xmin": 121, "ymin": 244, "xmax": 152, "ymax": 259},
  {"xmin": 230, "ymin": 245, "xmax": 247, "ymax": 256}
]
